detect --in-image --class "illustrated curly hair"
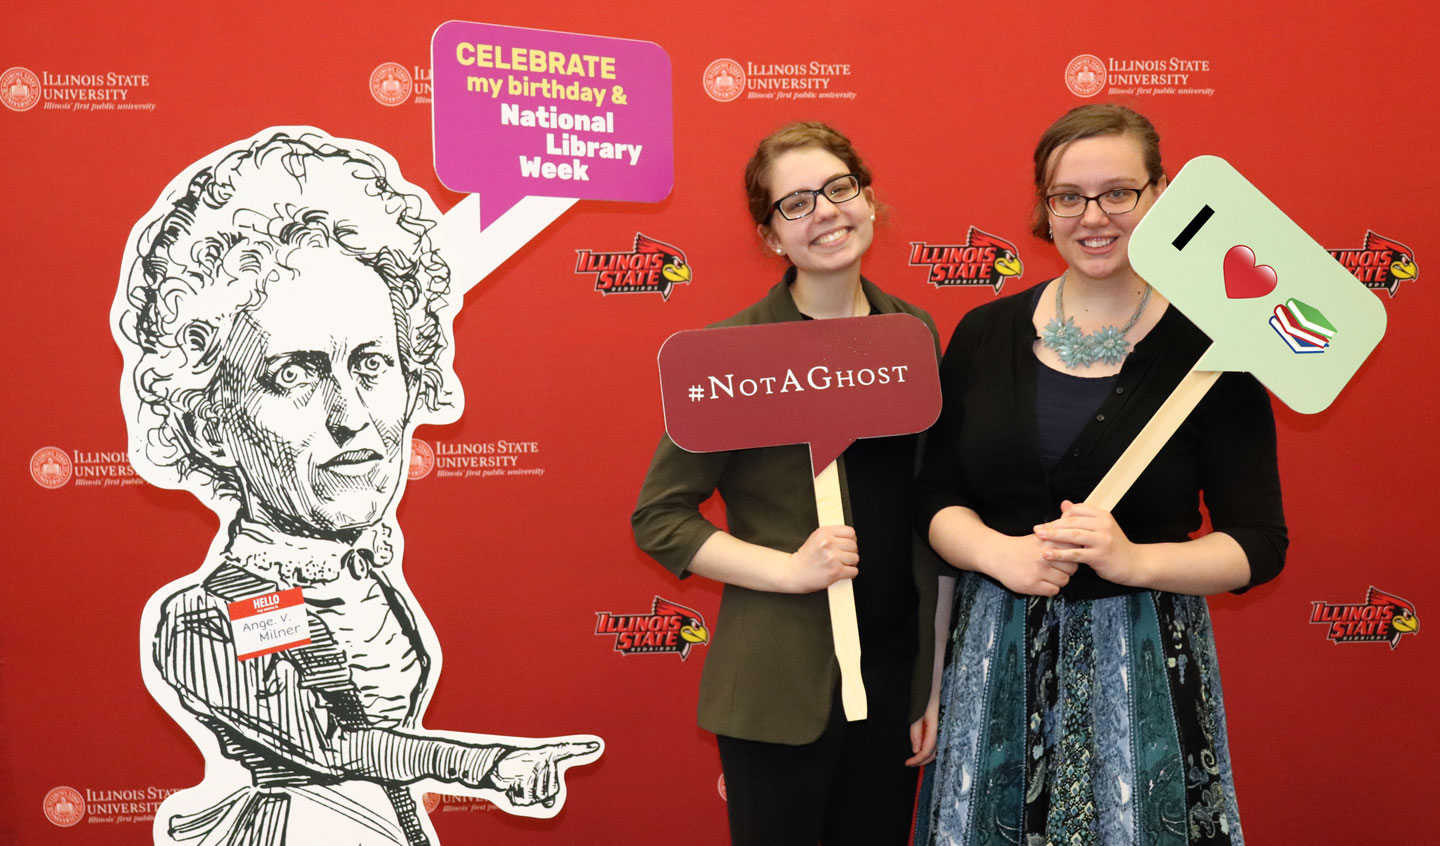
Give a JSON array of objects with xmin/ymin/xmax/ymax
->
[{"xmin": 117, "ymin": 132, "xmax": 451, "ymax": 499}]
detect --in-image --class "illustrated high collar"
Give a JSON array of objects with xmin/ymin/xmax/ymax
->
[{"xmin": 222, "ymin": 519, "xmax": 394, "ymax": 585}]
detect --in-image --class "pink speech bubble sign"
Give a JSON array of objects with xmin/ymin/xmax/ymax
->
[
  {"xmin": 659, "ymin": 315, "xmax": 941, "ymax": 476},
  {"xmin": 432, "ymin": 21, "xmax": 674, "ymax": 230}
]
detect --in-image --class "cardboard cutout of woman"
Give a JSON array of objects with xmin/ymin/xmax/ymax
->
[{"xmin": 115, "ymin": 129, "xmax": 602, "ymax": 846}]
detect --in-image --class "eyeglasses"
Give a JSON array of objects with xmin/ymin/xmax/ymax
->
[
  {"xmin": 1045, "ymin": 179, "xmax": 1155, "ymax": 217},
  {"xmin": 771, "ymin": 174, "xmax": 863, "ymax": 221}
]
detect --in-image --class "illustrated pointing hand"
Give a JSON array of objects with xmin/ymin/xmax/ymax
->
[{"xmin": 488, "ymin": 741, "xmax": 602, "ymax": 807}]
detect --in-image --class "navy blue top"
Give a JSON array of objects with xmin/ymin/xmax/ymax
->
[{"xmin": 1035, "ymin": 365, "xmax": 1119, "ymax": 471}]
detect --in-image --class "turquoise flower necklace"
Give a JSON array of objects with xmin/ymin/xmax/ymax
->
[{"xmin": 1041, "ymin": 272, "xmax": 1152, "ymax": 369}]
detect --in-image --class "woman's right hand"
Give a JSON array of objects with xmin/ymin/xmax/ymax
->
[
  {"xmin": 980, "ymin": 533, "xmax": 1077, "ymax": 596},
  {"xmin": 784, "ymin": 525, "xmax": 860, "ymax": 593}
]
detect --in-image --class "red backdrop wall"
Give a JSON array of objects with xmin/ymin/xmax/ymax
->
[{"xmin": 3, "ymin": 1, "xmax": 1436, "ymax": 842}]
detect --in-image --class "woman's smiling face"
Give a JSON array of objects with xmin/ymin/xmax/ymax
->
[
  {"xmin": 212, "ymin": 247, "xmax": 409, "ymax": 535},
  {"xmin": 759, "ymin": 147, "xmax": 875, "ymax": 277},
  {"xmin": 1045, "ymin": 133, "xmax": 1165, "ymax": 284}
]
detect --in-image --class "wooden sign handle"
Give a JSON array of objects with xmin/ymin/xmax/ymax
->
[
  {"xmin": 1086, "ymin": 361, "xmax": 1221, "ymax": 511},
  {"xmin": 813, "ymin": 459, "xmax": 867, "ymax": 721},
  {"xmin": 814, "ymin": 359, "xmax": 1222, "ymax": 724}
]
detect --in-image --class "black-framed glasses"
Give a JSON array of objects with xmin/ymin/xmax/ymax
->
[
  {"xmin": 1045, "ymin": 179, "xmax": 1155, "ymax": 217},
  {"xmin": 771, "ymin": 173, "xmax": 863, "ymax": 221}
]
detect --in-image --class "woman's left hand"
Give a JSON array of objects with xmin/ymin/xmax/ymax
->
[
  {"xmin": 905, "ymin": 693, "xmax": 940, "ymax": 767},
  {"xmin": 1033, "ymin": 500, "xmax": 1150, "ymax": 588}
]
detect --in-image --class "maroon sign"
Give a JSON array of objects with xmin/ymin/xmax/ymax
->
[{"xmin": 658, "ymin": 314, "xmax": 941, "ymax": 475}]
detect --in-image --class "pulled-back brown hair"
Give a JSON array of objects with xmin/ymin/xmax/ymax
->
[
  {"xmin": 744, "ymin": 122, "xmax": 873, "ymax": 226},
  {"xmin": 1031, "ymin": 104, "xmax": 1164, "ymax": 240}
]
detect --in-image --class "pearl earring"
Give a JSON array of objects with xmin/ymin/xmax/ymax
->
[{"xmin": 775, "ymin": 247, "xmax": 784, "ymax": 255}]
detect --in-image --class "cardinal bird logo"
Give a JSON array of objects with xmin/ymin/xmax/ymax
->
[
  {"xmin": 653, "ymin": 597, "xmax": 711, "ymax": 647},
  {"xmin": 574, "ymin": 233, "xmax": 693, "ymax": 300},
  {"xmin": 1328, "ymin": 231, "xmax": 1418, "ymax": 297},
  {"xmin": 909, "ymin": 227, "xmax": 1024, "ymax": 292},
  {"xmin": 972, "ymin": 229, "xmax": 1026, "ymax": 282},
  {"xmin": 595, "ymin": 596, "xmax": 710, "ymax": 659},
  {"xmin": 1309, "ymin": 586, "xmax": 1419, "ymax": 649},
  {"xmin": 634, "ymin": 233, "xmax": 692, "ymax": 288}
]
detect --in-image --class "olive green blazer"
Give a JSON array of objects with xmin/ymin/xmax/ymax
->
[{"xmin": 632, "ymin": 273, "xmax": 941, "ymax": 744}]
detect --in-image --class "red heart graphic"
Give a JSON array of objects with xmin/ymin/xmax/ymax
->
[{"xmin": 1222, "ymin": 244, "xmax": 1278, "ymax": 299}]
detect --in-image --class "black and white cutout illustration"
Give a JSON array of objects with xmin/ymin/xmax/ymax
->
[{"xmin": 115, "ymin": 129, "xmax": 603, "ymax": 846}]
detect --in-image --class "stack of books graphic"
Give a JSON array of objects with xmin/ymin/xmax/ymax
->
[{"xmin": 1270, "ymin": 298, "xmax": 1336, "ymax": 354}]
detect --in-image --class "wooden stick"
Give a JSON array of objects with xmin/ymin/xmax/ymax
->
[
  {"xmin": 813, "ymin": 459, "xmax": 867, "ymax": 721},
  {"xmin": 1086, "ymin": 362, "xmax": 1221, "ymax": 511}
]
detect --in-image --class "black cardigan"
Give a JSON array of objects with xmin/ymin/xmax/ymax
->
[{"xmin": 917, "ymin": 282, "xmax": 1287, "ymax": 599}]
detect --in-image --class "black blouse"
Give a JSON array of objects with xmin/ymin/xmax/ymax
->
[{"xmin": 917, "ymin": 282, "xmax": 1288, "ymax": 599}]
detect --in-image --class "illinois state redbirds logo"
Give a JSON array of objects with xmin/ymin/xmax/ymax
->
[
  {"xmin": 1328, "ymin": 231, "xmax": 1418, "ymax": 297},
  {"xmin": 1309, "ymin": 586, "xmax": 1419, "ymax": 649},
  {"xmin": 909, "ymin": 227, "xmax": 1024, "ymax": 292},
  {"xmin": 575, "ymin": 233, "xmax": 692, "ymax": 300},
  {"xmin": 594, "ymin": 596, "xmax": 710, "ymax": 659}
]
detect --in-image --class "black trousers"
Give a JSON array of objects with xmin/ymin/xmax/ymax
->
[{"xmin": 716, "ymin": 658, "xmax": 918, "ymax": 846}]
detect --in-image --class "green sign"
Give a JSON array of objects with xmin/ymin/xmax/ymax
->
[{"xmin": 1130, "ymin": 156, "xmax": 1386, "ymax": 414}]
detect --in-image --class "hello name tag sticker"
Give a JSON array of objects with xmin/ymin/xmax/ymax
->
[{"xmin": 228, "ymin": 588, "xmax": 312, "ymax": 661}]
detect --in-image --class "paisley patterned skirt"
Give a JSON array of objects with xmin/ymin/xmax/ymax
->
[{"xmin": 915, "ymin": 576, "xmax": 1243, "ymax": 846}]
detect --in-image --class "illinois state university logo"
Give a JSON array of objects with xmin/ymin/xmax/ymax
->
[
  {"xmin": 703, "ymin": 59, "xmax": 745, "ymax": 102},
  {"xmin": 595, "ymin": 596, "xmax": 710, "ymax": 659},
  {"xmin": 1064, "ymin": 54, "xmax": 1106, "ymax": 97},
  {"xmin": 575, "ymin": 233, "xmax": 692, "ymax": 300},
  {"xmin": 43, "ymin": 786, "xmax": 85, "ymax": 827},
  {"xmin": 910, "ymin": 228, "xmax": 1024, "ymax": 292},
  {"xmin": 1310, "ymin": 586, "xmax": 1419, "ymax": 649},
  {"xmin": 1328, "ymin": 231, "xmax": 1418, "ymax": 297},
  {"xmin": 2, "ymin": 66, "xmax": 42, "ymax": 111},
  {"xmin": 408, "ymin": 438, "xmax": 435, "ymax": 481},
  {"xmin": 370, "ymin": 62, "xmax": 412, "ymax": 107},
  {"xmin": 30, "ymin": 446, "xmax": 73, "ymax": 489}
]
